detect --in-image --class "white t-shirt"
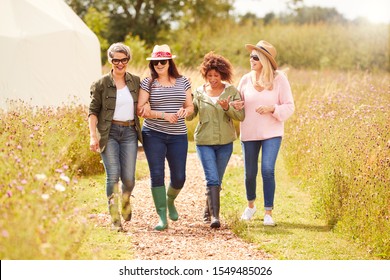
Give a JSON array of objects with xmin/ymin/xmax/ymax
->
[{"xmin": 112, "ymin": 86, "xmax": 134, "ymax": 121}]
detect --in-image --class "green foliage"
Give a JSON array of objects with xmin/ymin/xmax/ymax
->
[
  {"xmin": 66, "ymin": 1, "xmax": 389, "ymax": 71},
  {"xmin": 123, "ymin": 34, "xmax": 149, "ymax": 67},
  {"xmin": 282, "ymin": 70, "xmax": 390, "ymax": 259},
  {"xmin": 165, "ymin": 22, "xmax": 389, "ymax": 72},
  {"xmin": 83, "ymin": 6, "xmax": 109, "ymax": 63}
]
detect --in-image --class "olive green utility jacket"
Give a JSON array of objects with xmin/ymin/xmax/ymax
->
[
  {"xmin": 186, "ymin": 83, "xmax": 245, "ymax": 145},
  {"xmin": 88, "ymin": 70, "xmax": 142, "ymax": 152}
]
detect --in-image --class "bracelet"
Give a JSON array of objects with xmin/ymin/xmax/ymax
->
[{"xmin": 161, "ymin": 112, "xmax": 165, "ymax": 119}]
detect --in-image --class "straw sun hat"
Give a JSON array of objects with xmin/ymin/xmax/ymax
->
[
  {"xmin": 245, "ymin": 40, "xmax": 278, "ymax": 69},
  {"xmin": 146, "ymin": 44, "xmax": 177, "ymax": 60}
]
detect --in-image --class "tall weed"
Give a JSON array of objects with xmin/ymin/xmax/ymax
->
[
  {"xmin": 283, "ymin": 70, "xmax": 390, "ymax": 258},
  {"xmin": 0, "ymin": 101, "xmax": 100, "ymax": 259}
]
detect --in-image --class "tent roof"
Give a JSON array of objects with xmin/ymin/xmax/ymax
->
[{"xmin": 0, "ymin": 0, "xmax": 101, "ymax": 109}]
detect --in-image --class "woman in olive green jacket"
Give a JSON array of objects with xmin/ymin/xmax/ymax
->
[
  {"xmin": 186, "ymin": 52, "xmax": 244, "ymax": 228},
  {"xmin": 88, "ymin": 43, "xmax": 142, "ymax": 231}
]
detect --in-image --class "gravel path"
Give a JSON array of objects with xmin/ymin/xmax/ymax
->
[{"xmin": 97, "ymin": 152, "xmax": 272, "ymax": 260}]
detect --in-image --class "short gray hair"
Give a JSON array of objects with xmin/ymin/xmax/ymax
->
[{"xmin": 107, "ymin": 42, "xmax": 131, "ymax": 64}]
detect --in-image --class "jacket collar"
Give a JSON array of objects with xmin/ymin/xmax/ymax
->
[{"xmin": 108, "ymin": 70, "xmax": 134, "ymax": 87}]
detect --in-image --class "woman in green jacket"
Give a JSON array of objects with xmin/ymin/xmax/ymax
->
[
  {"xmin": 187, "ymin": 52, "xmax": 244, "ymax": 228},
  {"xmin": 88, "ymin": 43, "xmax": 142, "ymax": 231}
]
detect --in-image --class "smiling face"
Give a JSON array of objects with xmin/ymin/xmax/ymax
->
[
  {"xmin": 111, "ymin": 52, "xmax": 129, "ymax": 76},
  {"xmin": 250, "ymin": 50, "xmax": 263, "ymax": 72},
  {"xmin": 206, "ymin": 69, "xmax": 223, "ymax": 89},
  {"xmin": 152, "ymin": 59, "xmax": 170, "ymax": 75}
]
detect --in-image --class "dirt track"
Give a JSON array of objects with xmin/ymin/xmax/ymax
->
[{"xmin": 96, "ymin": 152, "xmax": 271, "ymax": 260}]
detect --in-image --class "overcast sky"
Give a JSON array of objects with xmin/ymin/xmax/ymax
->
[{"xmin": 233, "ymin": 0, "xmax": 390, "ymax": 23}]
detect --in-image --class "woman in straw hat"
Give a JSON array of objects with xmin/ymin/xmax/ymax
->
[
  {"xmin": 186, "ymin": 51, "xmax": 244, "ymax": 229},
  {"xmin": 137, "ymin": 44, "xmax": 194, "ymax": 231},
  {"xmin": 234, "ymin": 40, "xmax": 295, "ymax": 226}
]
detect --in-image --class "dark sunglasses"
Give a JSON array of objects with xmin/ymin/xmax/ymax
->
[
  {"xmin": 112, "ymin": 58, "xmax": 129, "ymax": 65},
  {"xmin": 250, "ymin": 54, "xmax": 260, "ymax": 61},
  {"xmin": 152, "ymin": 60, "xmax": 168, "ymax": 66}
]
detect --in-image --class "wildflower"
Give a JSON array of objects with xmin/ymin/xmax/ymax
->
[
  {"xmin": 16, "ymin": 186, "xmax": 24, "ymax": 192},
  {"xmin": 35, "ymin": 173, "xmax": 47, "ymax": 180},
  {"xmin": 41, "ymin": 193, "xmax": 50, "ymax": 200},
  {"xmin": 6, "ymin": 191, "xmax": 12, "ymax": 198},
  {"xmin": 54, "ymin": 183, "xmax": 66, "ymax": 192},
  {"xmin": 60, "ymin": 174, "xmax": 70, "ymax": 183},
  {"xmin": 2, "ymin": 230, "xmax": 9, "ymax": 238},
  {"xmin": 33, "ymin": 126, "xmax": 40, "ymax": 131},
  {"xmin": 17, "ymin": 145, "xmax": 22, "ymax": 150}
]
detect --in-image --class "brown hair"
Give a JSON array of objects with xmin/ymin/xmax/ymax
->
[
  {"xmin": 148, "ymin": 59, "xmax": 182, "ymax": 91},
  {"xmin": 199, "ymin": 52, "xmax": 234, "ymax": 84}
]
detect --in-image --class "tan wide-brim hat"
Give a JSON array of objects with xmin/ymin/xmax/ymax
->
[
  {"xmin": 245, "ymin": 40, "xmax": 278, "ymax": 69},
  {"xmin": 146, "ymin": 44, "xmax": 177, "ymax": 60}
]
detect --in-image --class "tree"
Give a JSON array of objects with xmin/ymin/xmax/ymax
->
[
  {"xmin": 83, "ymin": 7, "xmax": 109, "ymax": 63},
  {"xmin": 65, "ymin": 0, "xmax": 234, "ymax": 46}
]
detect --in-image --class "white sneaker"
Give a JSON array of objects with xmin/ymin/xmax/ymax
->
[
  {"xmin": 240, "ymin": 206, "xmax": 256, "ymax": 220},
  {"xmin": 263, "ymin": 214, "xmax": 275, "ymax": 226}
]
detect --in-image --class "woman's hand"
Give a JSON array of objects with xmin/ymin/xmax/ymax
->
[
  {"xmin": 166, "ymin": 112, "xmax": 179, "ymax": 123},
  {"xmin": 255, "ymin": 105, "xmax": 275, "ymax": 114},
  {"xmin": 217, "ymin": 95, "xmax": 231, "ymax": 111},
  {"xmin": 139, "ymin": 102, "xmax": 151, "ymax": 118},
  {"xmin": 89, "ymin": 136, "xmax": 100, "ymax": 152},
  {"xmin": 176, "ymin": 107, "xmax": 189, "ymax": 118},
  {"xmin": 230, "ymin": 100, "xmax": 245, "ymax": 110}
]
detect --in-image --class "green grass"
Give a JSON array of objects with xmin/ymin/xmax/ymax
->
[
  {"xmin": 222, "ymin": 144, "xmax": 376, "ymax": 259},
  {"xmin": 1, "ymin": 69, "xmax": 387, "ymax": 260},
  {"xmin": 74, "ymin": 141, "xmax": 377, "ymax": 260}
]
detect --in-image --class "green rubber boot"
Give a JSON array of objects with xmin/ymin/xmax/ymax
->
[
  {"xmin": 151, "ymin": 186, "xmax": 168, "ymax": 231},
  {"xmin": 167, "ymin": 186, "xmax": 181, "ymax": 221},
  {"xmin": 108, "ymin": 184, "xmax": 123, "ymax": 231},
  {"xmin": 121, "ymin": 191, "xmax": 132, "ymax": 222}
]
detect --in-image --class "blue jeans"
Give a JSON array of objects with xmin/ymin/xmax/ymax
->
[
  {"xmin": 142, "ymin": 127, "xmax": 188, "ymax": 189},
  {"xmin": 100, "ymin": 123, "xmax": 138, "ymax": 197},
  {"xmin": 196, "ymin": 143, "xmax": 233, "ymax": 187},
  {"xmin": 241, "ymin": 137, "xmax": 282, "ymax": 210}
]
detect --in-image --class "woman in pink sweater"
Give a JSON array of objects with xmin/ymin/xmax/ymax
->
[{"xmin": 235, "ymin": 40, "xmax": 295, "ymax": 226}]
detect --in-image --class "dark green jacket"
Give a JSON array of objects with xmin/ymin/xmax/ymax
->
[{"xmin": 89, "ymin": 71, "xmax": 142, "ymax": 152}]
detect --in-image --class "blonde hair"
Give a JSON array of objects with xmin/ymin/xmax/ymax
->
[{"xmin": 254, "ymin": 50, "xmax": 275, "ymax": 90}]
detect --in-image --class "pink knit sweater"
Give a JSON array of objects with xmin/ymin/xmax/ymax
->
[{"xmin": 238, "ymin": 72, "xmax": 295, "ymax": 141}]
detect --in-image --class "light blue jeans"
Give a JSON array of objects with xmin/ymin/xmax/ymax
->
[
  {"xmin": 241, "ymin": 137, "xmax": 282, "ymax": 210},
  {"xmin": 100, "ymin": 123, "xmax": 138, "ymax": 197},
  {"xmin": 196, "ymin": 143, "xmax": 233, "ymax": 187}
]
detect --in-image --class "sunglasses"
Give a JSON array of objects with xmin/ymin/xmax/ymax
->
[
  {"xmin": 152, "ymin": 60, "xmax": 168, "ymax": 66},
  {"xmin": 250, "ymin": 54, "xmax": 260, "ymax": 61},
  {"xmin": 112, "ymin": 58, "xmax": 129, "ymax": 65}
]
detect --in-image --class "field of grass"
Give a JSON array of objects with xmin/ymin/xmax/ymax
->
[{"xmin": 0, "ymin": 69, "xmax": 388, "ymax": 259}]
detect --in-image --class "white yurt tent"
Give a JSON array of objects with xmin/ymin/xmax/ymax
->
[{"xmin": 0, "ymin": 0, "xmax": 101, "ymax": 109}]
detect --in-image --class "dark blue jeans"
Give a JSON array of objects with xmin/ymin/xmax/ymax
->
[
  {"xmin": 196, "ymin": 143, "xmax": 233, "ymax": 187},
  {"xmin": 142, "ymin": 127, "xmax": 188, "ymax": 189},
  {"xmin": 100, "ymin": 124, "xmax": 138, "ymax": 197},
  {"xmin": 241, "ymin": 137, "xmax": 282, "ymax": 210}
]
